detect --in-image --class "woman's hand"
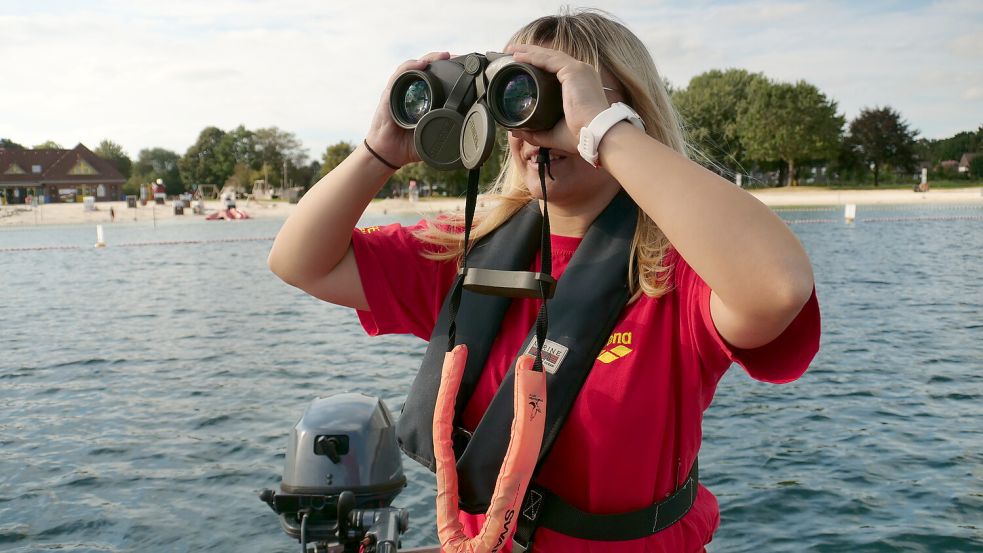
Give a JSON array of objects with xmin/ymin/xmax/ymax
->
[
  {"xmin": 505, "ymin": 43, "xmax": 611, "ymax": 153},
  {"xmin": 365, "ymin": 51, "xmax": 451, "ymax": 168}
]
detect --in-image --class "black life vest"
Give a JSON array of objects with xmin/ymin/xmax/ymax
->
[{"xmin": 396, "ymin": 192, "xmax": 638, "ymax": 514}]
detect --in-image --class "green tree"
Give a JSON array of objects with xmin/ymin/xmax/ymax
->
[
  {"xmin": 828, "ymin": 133, "xmax": 865, "ymax": 182},
  {"xmin": 94, "ymin": 139, "xmax": 132, "ymax": 178},
  {"xmin": 320, "ymin": 141, "xmax": 356, "ymax": 177},
  {"xmin": 217, "ymin": 126, "xmax": 261, "ymax": 190},
  {"xmin": 179, "ymin": 126, "xmax": 230, "ymax": 187},
  {"xmin": 131, "ymin": 147, "xmax": 183, "ymax": 195},
  {"xmin": 738, "ymin": 79, "xmax": 844, "ymax": 186},
  {"xmin": 913, "ymin": 126, "xmax": 983, "ymax": 177},
  {"xmin": 298, "ymin": 161, "xmax": 322, "ymax": 189},
  {"xmin": 254, "ymin": 127, "xmax": 308, "ymax": 188},
  {"xmin": 219, "ymin": 125, "xmax": 259, "ymax": 168},
  {"xmin": 672, "ymin": 69, "xmax": 769, "ymax": 172},
  {"xmin": 1, "ymin": 138, "xmax": 24, "ymax": 149},
  {"xmin": 848, "ymin": 106, "xmax": 918, "ymax": 186},
  {"xmin": 228, "ymin": 162, "xmax": 260, "ymax": 191},
  {"xmin": 33, "ymin": 140, "xmax": 63, "ymax": 149},
  {"xmin": 914, "ymin": 137, "xmax": 936, "ymax": 166},
  {"xmin": 969, "ymin": 155, "xmax": 983, "ymax": 178},
  {"xmin": 937, "ymin": 129, "xmax": 982, "ymax": 161}
]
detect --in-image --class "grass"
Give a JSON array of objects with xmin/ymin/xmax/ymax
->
[
  {"xmin": 742, "ymin": 180, "xmax": 983, "ymax": 190},
  {"xmin": 824, "ymin": 180, "xmax": 982, "ymax": 190}
]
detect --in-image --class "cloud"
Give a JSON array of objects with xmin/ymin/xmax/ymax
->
[
  {"xmin": 2, "ymin": 0, "xmax": 981, "ymax": 160},
  {"xmin": 949, "ymin": 31, "xmax": 983, "ymax": 58}
]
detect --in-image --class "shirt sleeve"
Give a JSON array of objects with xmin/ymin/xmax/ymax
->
[
  {"xmin": 349, "ymin": 220, "xmax": 458, "ymax": 340},
  {"xmin": 671, "ymin": 249, "xmax": 821, "ymax": 384}
]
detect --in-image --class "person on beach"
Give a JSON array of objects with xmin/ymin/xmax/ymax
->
[{"xmin": 268, "ymin": 9, "xmax": 820, "ymax": 552}]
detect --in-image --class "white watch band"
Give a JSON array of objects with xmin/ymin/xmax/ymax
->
[{"xmin": 577, "ymin": 102, "xmax": 645, "ymax": 167}]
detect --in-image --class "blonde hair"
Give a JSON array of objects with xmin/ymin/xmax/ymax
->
[{"xmin": 414, "ymin": 8, "xmax": 690, "ymax": 300}]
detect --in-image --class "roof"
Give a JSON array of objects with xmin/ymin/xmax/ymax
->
[
  {"xmin": 959, "ymin": 152, "xmax": 979, "ymax": 168},
  {"xmin": 0, "ymin": 143, "xmax": 126, "ymax": 186}
]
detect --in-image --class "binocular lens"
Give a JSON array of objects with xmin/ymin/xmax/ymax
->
[
  {"xmin": 401, "ymin": 79, "xmax": 432, "ymax": 125},
  {"xmin": 499, "ymin": 73, "xmax": 537, "ymax": 124}
]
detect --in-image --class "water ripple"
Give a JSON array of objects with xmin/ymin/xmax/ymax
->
[{"xmin": 2, "ymin": 214, "xmax": 981, "ymax": 552}]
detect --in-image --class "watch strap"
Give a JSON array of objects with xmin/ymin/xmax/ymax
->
[{"xmin": 578, "ymin": 102, "xmax": 644, "ymax": 167}]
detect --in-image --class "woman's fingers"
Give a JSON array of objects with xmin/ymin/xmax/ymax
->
[
  {"xmin": 392, "ymin": 52, "xmax": 450, "ymax": 82},
  {"xmin": 507, "ymin": 43, "xmax": 575, "ymax": 74},
  {"xmin": 420, "ymin": 51, "xmax": 451, "ymax": 63},
  {"xmin": 510, "ymin": 125, "xmax": 576, "ymax": 153},
  {"xmin": 506, "ymin": 44, "xmax": 609, "ymax": 150}
]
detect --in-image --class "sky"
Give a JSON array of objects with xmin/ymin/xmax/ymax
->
[{"xmin": 2, "ymin": 0, "xmax": 981, "ymax": 162}]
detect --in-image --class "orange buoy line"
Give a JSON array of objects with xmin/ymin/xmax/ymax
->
[
  {"xmin": 3, "ymin": 210, "xmax": 981, "ymax": 252},
  {"xmin": 0, "ymin": 245, "xmax": 83, "ymax": 252},
  {"xmin": 775, "ymin": 204, "xmax": 983, "ymax": 213},
  {"xmin": 0, "ymin": 236, "xmax": 275, "ymax": 253},
  {"xmin": 783, "ymin": 214, "xmax": 983, "ymax": 225},
  {"xmin": 853, "ymin": 214, "xmax": 983, "ymax": 223},
  {"xmin": 114, "ymin": 237, "xmax": 275, "ymax": 248}
]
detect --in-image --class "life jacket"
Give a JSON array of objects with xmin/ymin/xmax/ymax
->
[{"xmin": 397, "ymin": 191, "xmax": 638, "ymax": 514}]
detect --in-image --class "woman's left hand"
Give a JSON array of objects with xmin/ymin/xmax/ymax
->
[{"xmin": 505, "ymin": 43, "xmax": 611, "ymax": 153}]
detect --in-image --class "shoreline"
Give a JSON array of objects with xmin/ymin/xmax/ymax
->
[{"xmin": 1, "ymin": 187, "xmax": 981, "ymax": 228}]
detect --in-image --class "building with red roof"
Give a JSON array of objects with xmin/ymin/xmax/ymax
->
[{"xmin": 0, "ymin": 143, "xmax": 126, "ymax": 204}]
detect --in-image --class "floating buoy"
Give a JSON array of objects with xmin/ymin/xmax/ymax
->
[
  {"xmin": 844, "ymin": 204, "xmax": 856, "ymax": 223},
  {"xmin": 95, "ymin": 225, "xmax": 106, "ymax": 248}
]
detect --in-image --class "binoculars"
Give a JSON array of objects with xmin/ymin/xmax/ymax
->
[{"xmin": 389, "ymin": 52, "xmax": 562, "ymax": 170}]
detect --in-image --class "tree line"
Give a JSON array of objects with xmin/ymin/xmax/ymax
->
[
  {"xmin": 1, "ymin": 127, "xmax": 320, "ymax": 197},
  {"xmin": 4, "ymin": 67, "xmax": 981, "ymax": 195},
  {"xmin": 671, "ymin": 69, "xmax": 982, "ymax": 186}
]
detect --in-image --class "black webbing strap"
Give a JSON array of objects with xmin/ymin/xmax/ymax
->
[
  {"xmin": 531, "ymin": 148, "xmax": 552, "ymax": 372},
  {"xmin": 445, "ymin": 167, "xmax": 481, "ymax": 350},
  {"xmin": 448, "ymin": 151, "xmax": 555, "ymax": 375},
  {"xmin": 512, "ymin": 460, "xmax": 698, "ymax": 551}
]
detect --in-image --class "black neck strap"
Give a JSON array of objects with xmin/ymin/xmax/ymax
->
[{"xmin": 448, "ymin": 148, "xmax": 556, "ymax": 373}]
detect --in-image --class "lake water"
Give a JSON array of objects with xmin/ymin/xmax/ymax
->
[{"xmin": 1, "ymin": 205, "xmax": 981, "ymax": 552}]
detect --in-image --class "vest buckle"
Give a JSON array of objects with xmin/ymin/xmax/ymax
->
[{"xmin": 460, "ymin": 267, "xmax": 556, "ymax": 299}]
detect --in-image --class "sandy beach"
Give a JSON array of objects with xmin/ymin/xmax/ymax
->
[{"xmin": 1, "ymin": 186, "xmax": 981, "ymax": 228}]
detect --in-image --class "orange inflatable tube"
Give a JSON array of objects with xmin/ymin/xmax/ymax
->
[{"xmin": 433, "ymin": 345, "xmax": 546, "ymax": 553}]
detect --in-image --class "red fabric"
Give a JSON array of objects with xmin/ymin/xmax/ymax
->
[{"xmin": 351, "ymin": 221, "xmax": 821, "ymax": 552}]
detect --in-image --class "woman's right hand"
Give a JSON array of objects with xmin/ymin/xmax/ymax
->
[{"xmin": 365, "ymin": 51, "xmax": 451, "ymax": 168}]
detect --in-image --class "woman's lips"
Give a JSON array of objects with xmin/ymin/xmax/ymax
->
[{"xmin": 526, "ymin": 154, "xmax": 566, "ymax": 171}]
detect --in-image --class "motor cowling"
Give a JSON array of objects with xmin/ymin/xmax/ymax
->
[{"xmin": 261, "ymin": 393, "xmax": 408, "ymax": 550}]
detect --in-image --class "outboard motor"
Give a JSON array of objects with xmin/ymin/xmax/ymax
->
[{"xmin": 260, "ymin": 393, "xmax": 409, "ymax": 552}]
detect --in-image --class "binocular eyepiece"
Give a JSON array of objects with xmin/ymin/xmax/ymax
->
[{"xmin": 389, "ymin": 52, "xmax": 562, "ymax": 170}]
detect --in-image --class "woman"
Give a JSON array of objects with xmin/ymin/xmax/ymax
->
[{"xmin": 269, "ymin": 9, "xmax": 820, "ymax": 552}]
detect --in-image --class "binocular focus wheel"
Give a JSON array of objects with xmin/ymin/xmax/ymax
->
[{"xmin": 414, "ymin": 108, "xmax": 465, "ymax": 170}]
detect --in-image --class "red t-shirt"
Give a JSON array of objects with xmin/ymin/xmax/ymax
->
[{"xmin": 351, "ymin": 220, "xmax": 820, "ymax": 553}]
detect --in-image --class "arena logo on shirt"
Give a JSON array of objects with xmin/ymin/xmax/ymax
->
[
  {"xmin": 597, "ymin": 330, "xmax": 633, "ymax": 364},
  {"xmin": 522, "ymin": 339, "xmax": 569, "ymax": 374},
  {"xmin": 357, "ymin": 225, "xmax": 382, "ymax": 234}
]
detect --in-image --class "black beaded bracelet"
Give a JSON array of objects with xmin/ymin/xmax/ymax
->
[{"xmin": 363, "ymin": 139, "xmax": 400, "ymax": 171}]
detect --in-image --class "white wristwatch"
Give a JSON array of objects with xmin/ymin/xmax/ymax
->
[{"xmin": 577, "ymin": 102, "xmax": 645, "ymax": 167}]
